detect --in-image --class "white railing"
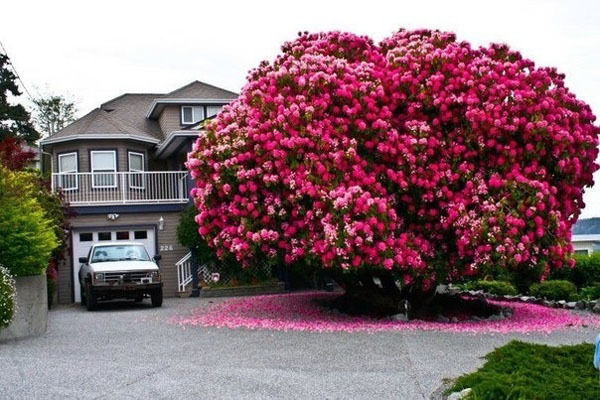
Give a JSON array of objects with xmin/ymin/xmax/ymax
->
[
  {"xmin": 51, "ymin": 171, "xmax": 189, "ymax": 206},
  {"xmin": 176, "ymin": 251, "xmax": 193, "ymax": 292}
]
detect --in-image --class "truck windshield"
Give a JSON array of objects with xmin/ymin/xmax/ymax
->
[{"xmin": 91, "ymin": 245, "xmax": 151, "ymax": 263}]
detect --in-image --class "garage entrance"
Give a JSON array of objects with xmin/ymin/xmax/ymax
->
[{"xmin": 71, "ymin": 227, "xmax": 156, "ymax": 302}]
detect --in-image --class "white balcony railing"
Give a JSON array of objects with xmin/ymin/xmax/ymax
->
[{"xmin": 51, "ymin": 171, "xmax": 189, "ymax": 206}]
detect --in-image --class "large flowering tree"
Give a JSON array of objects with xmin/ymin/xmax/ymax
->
[{"xmin": 187, "ymin": 30, "xmax": 599, "ymax": 299}]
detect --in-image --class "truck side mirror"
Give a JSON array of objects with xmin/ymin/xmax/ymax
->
[
  {"xmin": 153, "ymin": 255, "xmax": 162, "ymax": 262},
  {"xmin": 79, "ymin": 257, "xmax": 88, "ymax": 264}
]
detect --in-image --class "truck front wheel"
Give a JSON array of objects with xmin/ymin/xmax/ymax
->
[
  {"xmin": 85, "ymin": 283, "xmax": 97, "ymax": 311},
  {"xmin": 151, "ymin": 288, "xmax": 163, "ymax": 307}
]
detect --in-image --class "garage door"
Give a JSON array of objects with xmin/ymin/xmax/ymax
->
[{"xmin": 72, "ymin": 228, "xmax": 156, "ymax": 302}]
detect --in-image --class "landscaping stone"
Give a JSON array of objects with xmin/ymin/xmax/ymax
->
[
  {"xmin": 437, "ymin": 315, "xmax": 449, "ymax": 323},
  {"xmin": 558, "ymin": 300, "xmax": 567, "ymax": 307},
  {"xmin": 593, "ymin": 303, "xmax": 600, "ymax": 314},
  {"xmin": 451, "ymin": 317, "xmax": 458, "ymax": 323},
  {"xmin": 199, "ymin": 282, "xmax": 285, "ymax": 298},
  {"xmin": 575, "ymin": 301, "xmax": 586, "ymax": 310},
  {"xmin": 543, "ymin": 300, "xmax": 555, "ymax": 308},
  {"xmin": 566, "ymin": 302, "xmax": 577, "ymax": 309},
  {"xmin": 390, "ymin": 313, "xmax": 408, "ymax": 322},
  {"xmin": 435, "ymin": 284, "xmax": 448, "ymax": 295},
  {"xmin": 447, "ymin": 388, "xmax": 472, "ymax": 400}
]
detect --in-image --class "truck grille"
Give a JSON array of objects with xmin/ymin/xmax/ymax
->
[{"xmin": 103, "ymin": 271, "xmax": 148, "ymax": 283}]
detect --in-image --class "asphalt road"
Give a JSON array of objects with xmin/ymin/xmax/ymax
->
[{"xmin": 0, "ymin": 297, "xmax": 597, "ymax": 399}]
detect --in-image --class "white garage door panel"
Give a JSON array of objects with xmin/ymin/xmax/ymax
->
[{"xmin": 72, "ymin": 228, "xmax": 156, "ymax": 302}]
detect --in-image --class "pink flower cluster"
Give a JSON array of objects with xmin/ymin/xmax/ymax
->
[
  {"xmin": 172, "ymin": 292, "xmax": 600, "ymax": 334},
  {"xmin": 187, "ymin": 30, "xmax": 599, "ymax": 284}
]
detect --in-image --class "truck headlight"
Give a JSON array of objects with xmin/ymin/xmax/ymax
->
[
  {"xmin": 93, "ymin": 273, "xmax": 104, "ymax": 282},
  {"xmin": 146, "ymin": 271, "xmax": 160, "ymax": 280}
]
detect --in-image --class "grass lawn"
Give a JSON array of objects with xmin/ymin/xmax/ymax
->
[{"xmin": 449, "ymin": 340, "xmax": 599, "ymax": 400}]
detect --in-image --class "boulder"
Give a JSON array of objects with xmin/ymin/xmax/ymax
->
[
  {"xmin": 593, "ymin": 302, "xmax": 600, "ymax": 314},
  {"xmin": 447, "ymin": 388, "xmax": 472, "ymax": 400},
  {"xmin": 566, "ymin": 302, "xmax": 577, "ymax": 309},
  {"xmin": 437, "ymin": 315, "xmax": 449, "ymax": 323},
  {"xmin": 391, "ymin": 313, "xmax": 408, "ymax": 322},
  {"xmin": 543, "ymin": 300, "xmax": 555, "ymax": 308}
]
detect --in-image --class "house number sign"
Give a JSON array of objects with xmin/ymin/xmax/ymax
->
[{"xmin": 160, "ymin": 245, "xmax": 174, "ymax": 252}]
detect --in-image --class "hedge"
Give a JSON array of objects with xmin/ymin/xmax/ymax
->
[
  {"xmin": 529, "ymin": 280, "xmax": 577, "ymax": 301},
  {"xmin": 461, "ymin": 280, "xmax": 518, "ymax": 296},
  {"xmin": 549, "ymin": 252, "xmax": 600, "ymax": 289},
  {"xmin": 0, "ymin": 167, "xmax": 58, "ymax": 276}
]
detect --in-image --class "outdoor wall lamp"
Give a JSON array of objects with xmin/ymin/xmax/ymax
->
[
  {"xmin": 107, "ymin": 213, "xmax": 119, "ymax": 221},
  {"xmin": 158, "ymin": 216, "xmax": 164, "ymax": 231}
]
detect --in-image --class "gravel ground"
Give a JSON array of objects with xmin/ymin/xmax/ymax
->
[{"xmin": 0, "ymin": 297, "xmax": 597, "ymax": 399}]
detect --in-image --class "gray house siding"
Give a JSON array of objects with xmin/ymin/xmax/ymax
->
[
  {"xmin": 158, "ymin": 105, "xmax": 183, "ymax": 135},
  {"xmin": 50, "ymin": 140, "xmax": 152, "ymax": 173}
]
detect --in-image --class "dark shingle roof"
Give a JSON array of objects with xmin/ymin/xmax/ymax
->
[
  {"xmin": 101, "ymin": 94, "xmax": 163, "ymax": 139},
  {"xmin": 48, "ymin": 108, "xmax": 159, "ymax": 142},
  {"xmin": 573, "ymin": 218, "xmax": 600, "ymax": 235},
  {"xmin": 43, "ymin": 81, "xmax": 238, "ymax": 144},
  {"xmin": 162, "ymin": 80, "xmax": 238, "ymax": 99}
]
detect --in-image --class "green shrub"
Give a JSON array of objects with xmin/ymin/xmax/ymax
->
[
  {"xmin": 449, "ymin": 341, "xmax": 597, "ymax": 400},
  {"xmin": 529, "ymin": 280, "xmax": 577, "ymax": 301},
  {"xmin": 0, "ymin": 167, "xmax": 58, "ymax": 276},
  {"xmin": 461, "ymin": 280, "xmax": 518, "ymax": 296},
  {"xmin": 0, "ymin": 265, "xmax": 16, "ymax": 329},
  {"xmin": 176, "ymin": 206, "xmax": 217, "ymax": 266},
  {"xmin": 579, "ymin": 285, "xmax": 600, "ymax": 301},
  {"xmin": 549, "ymin": 252, "xmax": 600, "ymax": 289}
]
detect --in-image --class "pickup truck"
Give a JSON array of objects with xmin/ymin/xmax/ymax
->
[{"xmin": 78, "ymin": 242, "xmax": 163, "ymax": 311}]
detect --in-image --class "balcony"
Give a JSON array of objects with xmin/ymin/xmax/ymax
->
[{"xmin": 51, "ymin": 171, "xmax": 189, "ymax": 206}]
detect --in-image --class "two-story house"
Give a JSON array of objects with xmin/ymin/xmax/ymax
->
[{"xmin": 40, "ymin": 81, "xmax": 238, "ymax": 304}]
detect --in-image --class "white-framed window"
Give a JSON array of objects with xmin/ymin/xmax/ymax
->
[
  {"xmin": 128, "ymin": 151, "xmax": 145, "ymax": 189},
  {"xmin": 574, "ymin": 249, "xmax": 590, "ymax": 256},
  {"xmin": 58, "ymin": 152, "xmax": 78, "ymax": 190},
  {"xmin": 181, "ymin": 106, "xmax": 205, "ymax": 124},
  {"xmin": 206, "ymin": 105, "xmax": 223, "ymax": 118},
  {"xmin": 91, "ymin": 150, "xmax": 117, "ymax": 188}
]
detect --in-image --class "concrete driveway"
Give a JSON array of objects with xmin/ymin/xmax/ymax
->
[{"xmin": 0, "ymin": 297, "xmax": 596, "ymax": 399}]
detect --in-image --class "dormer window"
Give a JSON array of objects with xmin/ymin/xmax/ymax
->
[{"xmin": 181, "ymin": 106, "xmax": 204, "ymax": 125}]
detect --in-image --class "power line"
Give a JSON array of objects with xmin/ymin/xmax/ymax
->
[{"xmin": 0, "ymin": 39, "xmax": 37, "ymax": 101}]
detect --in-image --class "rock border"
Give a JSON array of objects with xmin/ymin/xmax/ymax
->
[
  {"xmin": 199, "ymin": 282, "xmax": 286, "ymax": 298},
  {"xmin": 449, "ymin": 285, "xmax": 599, "ymax": 313}
]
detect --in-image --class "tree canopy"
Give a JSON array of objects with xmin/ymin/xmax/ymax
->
[
  {"xmin": 0, "ymin": 53, "xmax": 38, "ymax": 144},
  {"xmin": 186, "ymin": 30, "xmax": 599, "ymax": 292},
  {"xmin": 33, "ymin": 95, "xmax": 77, "ymax": 138}
]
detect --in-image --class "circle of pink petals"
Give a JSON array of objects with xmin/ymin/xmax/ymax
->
[{"xmin": 172, "ymin": 292, "xmax": 600, "ymax": 334}]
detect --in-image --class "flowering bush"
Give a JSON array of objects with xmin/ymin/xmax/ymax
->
[
  {"xmin": 187, "ymin": 30, "xmax": 600, "ymax": 294},
  {"xmin": 0, "ymin": 265, "xmax": 16, "ymax": 329}
]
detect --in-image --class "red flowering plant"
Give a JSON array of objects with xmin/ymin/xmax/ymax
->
[{"xmin": 187, "ymin": 30, "xmax": 599, "ymax": 312}]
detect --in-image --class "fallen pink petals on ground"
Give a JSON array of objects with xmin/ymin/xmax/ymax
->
[{"xmin": 171, "ymin": 292, "xmax": 600, "ymax": 334}]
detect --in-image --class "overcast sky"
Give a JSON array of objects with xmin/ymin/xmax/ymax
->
[{"xmin": 2, "ymin": 0, "xmax": 600, "ymax": 217}]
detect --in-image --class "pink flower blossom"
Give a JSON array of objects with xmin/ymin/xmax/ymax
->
[
  {"xmin": 171, "ymin": 292, "xmax": 600, "ymax": 334},
  {"xmin": 186, "ymin": 30, "xmax": 600, "ymax": 284}
]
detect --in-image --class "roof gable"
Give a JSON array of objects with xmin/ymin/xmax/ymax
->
[{"xmin": 162, "ymin": 80, "xmax": 238, "ymax": 99}]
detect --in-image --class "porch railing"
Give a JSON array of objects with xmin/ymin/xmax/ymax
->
[
  {"xmin": 51, "ymin": 171, "xmax": 189, "ymax": 206},
  {"xmin": 176, "ymin": 252, "xmax": 193, "ymax": 292}
]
